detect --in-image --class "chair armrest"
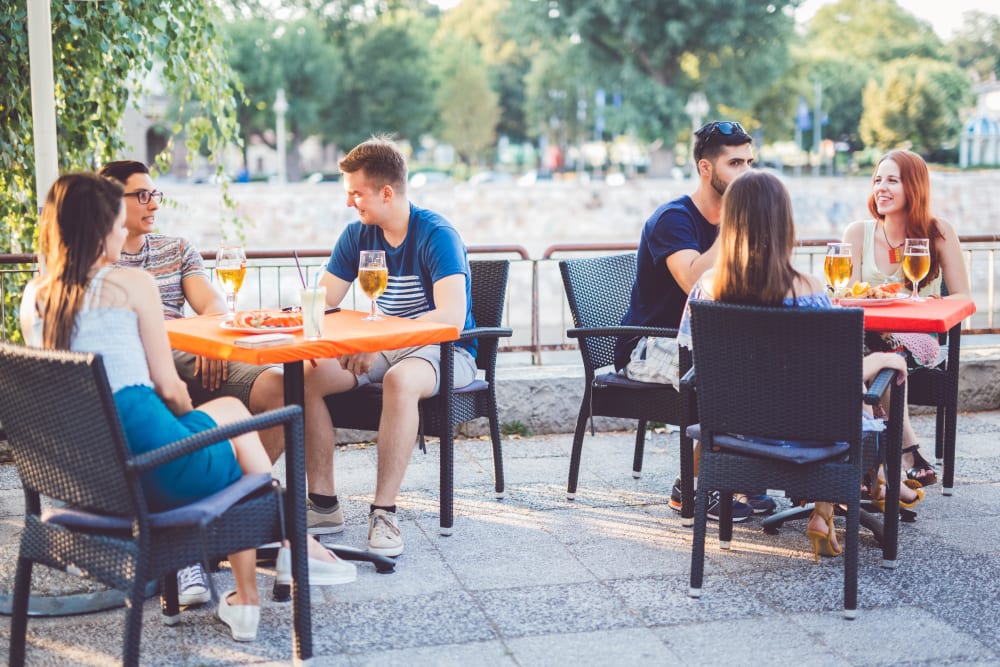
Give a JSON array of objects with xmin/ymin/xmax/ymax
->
[
  {"xmin": 864, "ymin": 368, "xmax": 900, "ymax": 406},
  {"xmin": 459, "ymin": 326, "xmax": 513, "ymax": 341},
  {"xmin": 679, "ymin": 366, "xmax": 696, "ymax": 392},
  {"xmin": 566, "ymin": 325, "xmax": 679, "ymax": 340},
  {"xmin": 127, "ymin": 405, "xmax": 303, "ymax": 473}
]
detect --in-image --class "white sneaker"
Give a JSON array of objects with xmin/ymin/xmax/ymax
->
[
  {"xmin": 177, "ymin": 564, "xmax": 210, "ymax": 606},
  {"xmin": 276, "ymin": 546, "xmax": 357, "ymax": 586},
  {"xmin": 367, "ymin": 509, "xmax": 403, "ymax": 557},
  {"xmin": 217, "ymin": 590, "xmax": 259, "ymax": 642}
]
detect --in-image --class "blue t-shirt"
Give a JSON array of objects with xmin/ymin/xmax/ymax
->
[
  {"xmin": 614, "ymin": 195, "xmax": 717, "ymax": 370},
  {"xmin": 326, "ymin": 203, "xmax": 476, "ymax": 357}
]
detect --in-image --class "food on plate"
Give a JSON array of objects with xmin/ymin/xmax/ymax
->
[
  {"xmin": 236, "ymin": 311, "xmax": 303, "ymax": 329},
  {"xmin": 847, "ymin": 282, "xmax": 905, "ymax": 299}
]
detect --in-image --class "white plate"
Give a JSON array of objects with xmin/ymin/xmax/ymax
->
[
  {"xmin": 839, "ymin": 295, "xmax": 910, "ymax": 307},
  {"xmin": 220, "ymin": 320, "xmax": 303, "ymax": 334}
]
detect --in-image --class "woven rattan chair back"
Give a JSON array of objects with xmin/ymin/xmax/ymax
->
[{"xmin": 0, "ymin": 344, "xmax": 139, "ymax": 515}]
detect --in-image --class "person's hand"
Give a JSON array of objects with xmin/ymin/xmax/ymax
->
[
  {"xmin": 339, "ymin": 352, "xmax": 378, "ymax": 377},
  {"xmin": 864, "ymin": 351, "xmax": 908, "ymax": 385},
  {"xmin": 194, "ymin": 355, "xmax": 228, "ymax": 391}
]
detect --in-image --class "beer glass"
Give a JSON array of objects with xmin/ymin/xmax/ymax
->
[{"xmin": 359, "ymin": 250, "xmax": 388, "ymax": 321}]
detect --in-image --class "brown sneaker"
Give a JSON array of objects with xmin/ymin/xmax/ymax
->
[{"xmin": 367, "ymin": 508, "xmax": 403, "ymax": 557}]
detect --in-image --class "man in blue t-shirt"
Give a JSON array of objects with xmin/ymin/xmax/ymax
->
[
  {"xmin": 615, "ymin": 121, "xmax": 769, "ymax": 521},
  {"xmin": 303, "ymin": 136, "xmax": 477, "ymax": 557}
]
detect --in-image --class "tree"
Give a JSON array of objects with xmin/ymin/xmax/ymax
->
[
  {"xmin": 949, "ymin": 11, "xmax": 1000, "ymax": 83},
  {"xmin": 226, "ymin": 18, "xmax": 341, "ymax": 178},
  {"xmin": 1, "ymin": 0, "xmax": 241, "ymax": 341},
  {"xmin": 325, "ymin": 10, "xmax": 438, "ymax": 149},
  {"xmin": 806, "ymin": 0, "xmax": 944, "ymax": 63},
  {"xmin": 859, "ymin": 58, "xmax": 973, "ymax": 155},
  {"xmin": 507, "ymin": 0, "xmax": 798, "ymax": 147},
  {"xmin": 434, "ymin": 38, "xmax": 502, "ymax": 167}
]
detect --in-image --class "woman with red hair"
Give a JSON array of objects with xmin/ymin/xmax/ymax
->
[{"xmin": 843, "ymin": 149, "xmax": 970, "ymax": 489}]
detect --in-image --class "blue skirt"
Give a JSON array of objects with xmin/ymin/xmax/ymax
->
[{"xmin": 114, "ymin": 385, "xmax": 242, "ymax": 512}]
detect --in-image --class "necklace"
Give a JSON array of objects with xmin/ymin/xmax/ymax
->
[{"xmin": 882, "ymin": 221, "xmax": 903, "ymax": 264}]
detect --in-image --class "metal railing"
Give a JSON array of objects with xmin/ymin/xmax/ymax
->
[{"xmin": 4, "ymin": 237, "xmax": 999, "ymax": 362}]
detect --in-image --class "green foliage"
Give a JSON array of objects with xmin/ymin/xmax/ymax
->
[
  {"xmin": 859, "ymin": 58, "xmax": 973, "ymax": 155},
  {"xmin": 949, "ymin": 11, "xmax": 1000, "ymax": 82},
  {"xmin": 325, "ymin": 10, "xmax": 437, "ymax": 148},
  {"xmin": 225, "ymin": 18, "xmax": 340, "ymax": 174},
  {"xmin": 501, "ymin": 420, "xmax": 530, "ymax": 437},
  {"xmin": 509, "ymin": 0, "xmax": 798, "ymax": 145},
  {"xmin": 434, "ymin": 38, "xmax": 502, "ymax": 164},
  {"xmin": 0, "ymin": 0, "xmax": 241, "ymax": 341},
  {"xmin": 806, "ymin": 0, "xmax": 945, "ymax": 62}
]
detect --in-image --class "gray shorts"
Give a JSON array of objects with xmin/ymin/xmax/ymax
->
[
  {"xmin": 356, "ymin": 345, "xmax": 477, "ymax": 396},
  {"xmin": 173, "ymin": 349, "xmax": 273, "ymax": 408}
]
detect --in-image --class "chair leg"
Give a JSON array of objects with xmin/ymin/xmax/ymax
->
[
  {"xmin": 718, "ymin": 491, "xmax": 734, "ymax": 549},
  {"xmin": 679, "ymin": 434, "xmax": 696, "ymax": 527},
  {"xmin": 122, "ymin": 580, "xmax": 147, "ymax": 667},
  {"xmin": 689, "ymin": 489, "xmax": 708, "ymax": 597},
  {"xmin": 8, "ymin": 557, "xmax": 33, "ymax": 667},
  {"xmin": 160, "ymin": 570, "xmax": 181, "ymax": 626},
  {"xmin": 566, "ymin": 404, "xmax": 590, "ymax": 500},
  {"xmin": 934, "ymin": 406, "xmax": 945, "ymax": 462},
  {"xmin": 632, "ymin": 420, "xmax": 646, "ymax": 478},
  {"xmin": 488, "ymin": 404, "xmax": 506, "ymax": 499},
  {"xmin": 843, "ymin": 500, "xmax": 860, "ymax": 619},
  {"xmin": 440, "ymin": 430, "xmax": 454, "ymax": 535},
  {"xmin": 290, "ymin": 532, "xmax": 313, "ymax": 661}
]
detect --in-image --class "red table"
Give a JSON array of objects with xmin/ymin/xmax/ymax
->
[{"xmin": 854, "ymin": 298, "xmax": 975, "ymax": 567}]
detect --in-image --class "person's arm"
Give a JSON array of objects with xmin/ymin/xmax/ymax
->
[
  {"xmin": 863, "ymin": 351, "xmax": 908, "ymax": 384},
  {"xmin": 118, "ymin": 269, "xmax": 193, "ymax": 415},
  {"xmin": 842, "ymin": 220, "xmax": 866, "ymax": 284},
  {"xmin": 934, "ymin": 219, "xmax": 970, "ymax": 299},
  {"xmin": 419, "ymin": 273, "xmax": 467, "ymax": 328},
  {"xmin": 666, "ymin": 235, "xmax": 721, "ymax": 295},
  {"xmin": 319, "ymin": 270, "xmax": 352, "ymax": 307},
  {"xmin": 182, "ymin": 273, "xmax": 227, "ymax": 315},
  {"xmin": 18, "ymin": 280, "xmax": 39, "ymax": 344}
]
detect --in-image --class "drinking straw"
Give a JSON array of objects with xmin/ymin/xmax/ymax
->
[{"xmin": 293, "ymin": 250, "xmax": 307, "ymax": 288}]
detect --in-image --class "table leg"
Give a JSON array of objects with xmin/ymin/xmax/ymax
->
[
  {"xmin": 941, "ymin": 324, "xmax": 961, "ymax": 495},
  {"xmin": 277, "ymin": 361, "xmax": 396, "ymax": 575}
]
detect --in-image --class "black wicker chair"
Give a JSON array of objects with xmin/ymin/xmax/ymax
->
[
  {"xmin": 558, "ymin": 253, "xmax": 697, "ymax": 520},
  {"xmin": 325, "ymin": 259, "xmax": 512, "ymax": 535},
  {"xmin": 684, "ymin": 302, "xmax": 901, "ymax": 618},
  {"xmin": 0, "ymin": 344, "xmax": 313, "ymax": 666}
]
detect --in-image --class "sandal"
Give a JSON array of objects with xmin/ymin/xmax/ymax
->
[
  {"xmin": 868, "ymin": 467, "xmax": 925, "ymax": 513},
  {"xmin": 902, "ymin": 445, "xmax": 938, "ymax": 487},
  {"xmin": 805, "ymin": 505, "xmax": 842, "ymax": 563}
]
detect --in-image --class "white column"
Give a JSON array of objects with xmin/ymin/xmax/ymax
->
[{"xmin": 27, "ymin": 0, "xmax": 58, "ymax": 212}]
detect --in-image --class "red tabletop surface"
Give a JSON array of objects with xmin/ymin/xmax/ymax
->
[
  {"xmin": 165, "ymin": 309, "xmax": 460, "ymax": 364},
  {"xmin": 853, "ymin": 298, "xmax": 976, "ymax": 334}
]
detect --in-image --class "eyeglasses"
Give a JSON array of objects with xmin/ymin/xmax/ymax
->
[
  {"xmin": 123, "ymin": 190, "xmax": 163, "ymax": 205},
  {"xmin": 696, "ymin": 121, "xmax": 748, "ymax": 140}
]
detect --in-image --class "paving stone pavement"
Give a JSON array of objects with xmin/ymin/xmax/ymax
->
[{"xmin": 1, "ymin": 411, "xmax": 999, "ymax": 666}]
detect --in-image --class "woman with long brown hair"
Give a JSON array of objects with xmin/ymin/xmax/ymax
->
[
  {"xmin": 679, "ymin": 169, "xmax": 919, "ymax": 561},
  {"xmin": 20, "ymin": 173, "xmax": 355, "ymax": 642},
  {"xmin": 843, "ymin": 150, "xmax": 970, "ymax": 487}
]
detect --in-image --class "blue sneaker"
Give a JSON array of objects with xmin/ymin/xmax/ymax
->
[
  {"xmin": 739, "ymin": 494, "xmax": 778, "ymax": 515},
  {"xmin": 670, "ymin": 478, "xmax": 752, "ymax": 522}
]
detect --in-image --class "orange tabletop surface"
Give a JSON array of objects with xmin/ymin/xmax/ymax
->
[
  {"xmin": 165, "ymin": 309, "xmax": 460, "ymax": 365},
  {"xmin": 854, "ymin": 298, "xmax": 976, "ymax": 334}
]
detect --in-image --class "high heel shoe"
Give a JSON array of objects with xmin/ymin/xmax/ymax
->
[
  {"xmin": 805, "ymin": 507, "xmax": 843, "ymax": 563},
  {"xmin": 902, "ymin": 445, "xmax": 937, "ymax": 487},
  {"xmin": 868, "ymin": 469, "xmax": 925, "ymax": 513}
]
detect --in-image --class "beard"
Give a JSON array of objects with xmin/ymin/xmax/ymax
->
[{"xmin": 710, "ymin": 170, "xmax": 728, "ymax": 197}]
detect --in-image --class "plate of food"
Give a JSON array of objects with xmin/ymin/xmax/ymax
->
[
  {"xmin": 839, "ymin": 281, "xmax": 909, "ymax": 307},
  {"xmin": 221, "ymin": 310, "xmax": 303, "ymax": 333}
]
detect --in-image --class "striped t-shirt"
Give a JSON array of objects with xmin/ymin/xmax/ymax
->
[{"xmin": 117, "ymin": 234, "xmax": 207, "ymax": 320}]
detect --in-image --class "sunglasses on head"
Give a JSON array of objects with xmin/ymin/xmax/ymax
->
[{"xmin": 696, "ymin": 121, "xmax": 747, "ymax": 140}]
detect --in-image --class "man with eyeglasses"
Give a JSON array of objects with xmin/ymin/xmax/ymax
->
[
  {"xmin": 613, "ymin": 121, "xmax": 771, "ymax": 521},
  {"xmin": 99, "ymin": 160, "xmax": 287, "ymax": 607}
]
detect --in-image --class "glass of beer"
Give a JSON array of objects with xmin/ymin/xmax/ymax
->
[
  {"xmin": 823, "ymin": 242, "xmax": 852, "ymax": 305},
  {"xmin": 216, "ymin": 244, "xmax": 247, "ymax": 322},
  {"xmin": 359, "ymin": 250, "xmax": 388, "ymax": 321},
  {"xmin": 903, "ymin": 238, "xmax": 930, "ymax": 302}
]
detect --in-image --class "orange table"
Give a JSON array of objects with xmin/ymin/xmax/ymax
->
[{"xmin": 165, "ymin": 309, "xmax": 459, "ymax": 571}]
